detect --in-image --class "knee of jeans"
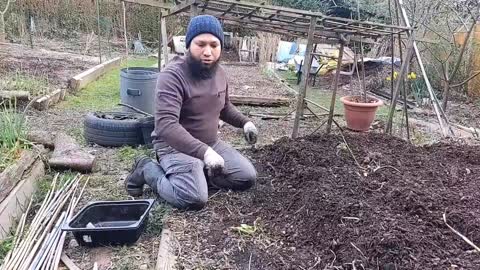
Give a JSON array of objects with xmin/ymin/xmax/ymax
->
[
  {"xmin": 238, "ymin": 166, "xmax": 257, "ymax": 190},
  {"xmin": 177, "ymin": 191, "xmax": 208, "ymax": 210}
]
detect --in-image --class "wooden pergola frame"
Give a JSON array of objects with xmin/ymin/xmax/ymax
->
[{"xmin": 122, "ymin": 0, "xmax": 452, "ymax": 139}]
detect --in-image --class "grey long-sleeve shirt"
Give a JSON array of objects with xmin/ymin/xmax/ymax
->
[{"xmin": 152, "ymin": 56, "xmax": 249, "ymax": 159}]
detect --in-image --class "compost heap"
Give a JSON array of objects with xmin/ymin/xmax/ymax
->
[{"xmin": 247, "ymin": 133, "xmax": 480, "ymax": 269}]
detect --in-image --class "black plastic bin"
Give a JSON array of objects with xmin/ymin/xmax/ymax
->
[{"xmin": 63, "ymin": 199, "xmax": 154, "ymax": 247}]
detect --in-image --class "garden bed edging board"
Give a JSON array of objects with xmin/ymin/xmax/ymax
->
[
  {"xmin": 0, "ymin": 149, "xmax": 46, "ymax": 240},
  {"xmin": 69, "ymin": 57, "xmax": 122, "ymax": 91}
]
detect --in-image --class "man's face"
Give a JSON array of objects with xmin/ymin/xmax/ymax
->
[{"xmin": 189, "ymin": 33, "xmax": 222, "ymax": 66}]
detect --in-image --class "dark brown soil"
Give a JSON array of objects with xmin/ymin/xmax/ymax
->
[
  {"xmin": 223, "ymin": 64, "xmax": 293, "ymax": 98},
  {"xmin": 0, "ymin": 42, "xmax": 98, "ymax": 89},
  {"xmin": 169, "ymin": 132, "xmax": 480, "ymax": 269}
]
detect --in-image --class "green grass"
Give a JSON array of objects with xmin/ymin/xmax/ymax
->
[
  {"xmin": 146, "ymin": 203, "xmax": 171, "ymax": 236},
  {"xmin": 276, "ymin": 69, "xmax": 391, "ymax": 119},
  {"xmin": 0, "ymin": 101, "xmax": 29, "ymax": 172},
  {"xmin": 0, "ymin": 237, "xmax": 14, "ymax": 264},
  {"xmin": 60, "ymin": 57, "xmax": 157, "ymax": 111},
  {"xmin": 0, "ymin": 72, "xmax": 50, "ymax": 97},
  {"xmin": 116, "ymin": 146, "xmax": 153, "ymax": 163}
]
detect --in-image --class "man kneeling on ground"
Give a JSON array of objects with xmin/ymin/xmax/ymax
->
[{"xmin": 125, "ymin": 15, "xmax": 258, "ymax": 209}]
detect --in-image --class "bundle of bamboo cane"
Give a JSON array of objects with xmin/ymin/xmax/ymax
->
[{"xmin": 1, "ymin": 173, "xmax": 89, "ymax": 270}]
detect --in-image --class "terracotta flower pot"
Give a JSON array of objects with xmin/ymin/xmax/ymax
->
[{"xmin": 340, "ymin": 96, "xmax": 383, "ymax": 132}]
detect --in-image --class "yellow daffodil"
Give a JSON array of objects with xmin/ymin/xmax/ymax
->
[
  {"xmin": 386, "ymin": 71, "xmax": 399, "ymax": 81},
  {"xmin": 407, "ymin": 72, "xmax": 417, "ymax": 80}
]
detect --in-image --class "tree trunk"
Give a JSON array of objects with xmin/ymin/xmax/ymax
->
[
  {"xmin": 442, "ymin": 81, "xmax": 450, "ymax": 111},
  {"xmin": 0, "ymin": 13, "xmax": 6, "ymax": 42}
]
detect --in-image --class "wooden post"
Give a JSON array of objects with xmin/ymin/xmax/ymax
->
[
  {"xmin": 292, "ymin": 16, "xmax": 317, "ymax": 139},
  {"xmin": 158, "ymin": 10, "xmax": 162, "ymax": 70},
  {"xmin": 95, "ymin": 0, "xmax": 102, "ymax": 63},
  {"xmin": 385, "ymin": 35, "xmax": 414, "ymax": 135},
  {"xmin": 191, "ymin": 4, "xmax": 199, "ymax": 17},
  {"xmin": 396, "ymin": 0, "xmax": 450, "ymax": 136},
  {"xmin": 122, "ymin": 1, "xmax": 128, "ymax": 62},
  {"xmin": 161, "ymin": 16, "xmax": 168, "ymax": 67},
  {"xmin": 27, "ymin": 10, "xmax": 33, "ymax": 49},
  {"xmin": 326, "ymin": 41, "xmax": 345, "ymax": 134}
]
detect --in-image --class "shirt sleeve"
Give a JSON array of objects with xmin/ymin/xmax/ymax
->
[
  {"xmin": 154, "ymin": 72, "xmax": 209, "ymax": 159},
  {"xmin": 220, "ymin": 83, "xmax": 250, "ymax": 128}
]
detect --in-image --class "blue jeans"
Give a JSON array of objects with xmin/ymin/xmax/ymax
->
[{"xmin": 154, "ymin": 140, "xmax": 256, "ymax": 209}]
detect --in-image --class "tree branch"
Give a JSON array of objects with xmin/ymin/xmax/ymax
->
[
  {"xmin": 450, "ymin": 19, "xmax": 477, "ymax": 80},
  {"xmin": 451, "ymin": 70, "xmax": 480, "ymax": 88},
  {"xmin": 1, "ymin": 0, "xmax": 15, "ymax": 15}
]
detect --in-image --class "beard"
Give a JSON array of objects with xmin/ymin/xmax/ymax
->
[{"xmin": 186, "ymin": 52, "xmax": 219, "ymax": 79}]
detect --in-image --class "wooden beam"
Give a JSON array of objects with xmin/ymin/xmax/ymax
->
[
  {"xmin": 229, "ymin": 95, "xmax": 290, "ymax": 107},
  {"xmin": 202, "ymin": 7, "xmax": 384, "ymax": 39},
  {"xmin": 69, "ymin": 57, "xmax": 122, "ymax": 91},
  {"xmin": 166, "ymin": 0, "xmax": 196, "ymax": 16},
  {"xmin": 292, "ymin": 17, "xmax": 317, "ymax": 139},
  {"xmin": 204, "ymin": 0, "xmax": 412, "ymax": 32},
  {"xmin": 0, "ymin": 157, "xmax": 45, "ymax": 240},
  {"xmin": 326, "ymin": 40, "xmax": 345, "ymax": 134},
  {"xmin": 122, "ymin": 0, "xmax": 173, "ymax": 9},
  {"xmin": 385, "ymin": 34, "xmax": 415, "ymax": 134},
  {"xmin": 161, "ymin": 16, "xmax": 169, "ymax": 67},
  {"xmin": 221, "ymin": 3, "xmax": 235, "ymax": 16},
  {"xmin": 61, "ymin": 254, "xmax": 82, "ymax": 270},
  {"xmin": 240, "ymin": 6, "xmax": 260, "ymax": 19},
  {"xmin": 156, "ymin": 229, "xmax": 176, "ymax": 270},
  {"xmin": 201, "ymin": 0, "xmax": 209, "ymax": 12},
  {"xmin": 190, "ymin": 3, "xmax": 199, "ymax": 16},
  {"xmin": 158, "ymin": 10, "xmax": 162, "ymax": 70},
  {"xmin": 0, "ymin": 91, "xmax": 30, "ymax": 100}
]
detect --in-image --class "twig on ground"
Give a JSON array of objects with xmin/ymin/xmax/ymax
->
[
  {"xmin": 443, "ymin": 212, "xmax": 480, "ymax": 253},
  {"xmin": 373, "ymin": 165, "xmax": 401, "ymax": 173},
  {"xmin": 248, "ymin": 253, "xmax": 253, "ymax": 270},
  {"xmin": 307, "ymin": 257, "xmax": 321, "ymax": 270},
  {"xmin": 329, "ymin": 249, "xmax": 337, "ymax": 267},
  {"xmin": 331, "ymin": 120, "xmax": 364, "ymax": 170},
  {"xmin": 351, "ymin": 242, "xmax": 367, "ymax": 259},
  {"xmin": 365, "ymin": 182, "xmax": 387, "ymax": 192}
]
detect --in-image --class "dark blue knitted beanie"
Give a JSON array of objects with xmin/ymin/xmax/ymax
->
[{"xmin": 185, "ymin": 15, "xmax": 224, "ymax": 48}]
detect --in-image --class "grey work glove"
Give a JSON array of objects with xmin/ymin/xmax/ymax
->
[
  {"xmin": 243, "ymin": 121, "xmax": 258, "ymax": 145},
  {"xmin": 203, "ymin": 147, "xmax": 225, "ymax": 177}
]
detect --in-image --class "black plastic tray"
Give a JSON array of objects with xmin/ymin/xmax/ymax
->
[{"xmin": 63, "ymin": 199, "xmax": 154, "ymax": 247}]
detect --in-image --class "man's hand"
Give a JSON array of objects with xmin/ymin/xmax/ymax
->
[
  {"xmin": 203, "ymin": 147, "xmax": 225, "ymax": 177},
  {"xmin": 243, "ymin": 121, "xmax": 258, "ymax": 145}
]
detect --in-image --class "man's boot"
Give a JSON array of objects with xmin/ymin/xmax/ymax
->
[{"xmin": 125, "ymin": 156, "xmax": 165, "ymax": 196}]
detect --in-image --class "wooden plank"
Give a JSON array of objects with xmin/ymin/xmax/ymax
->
[
  {"xmin": 166, "ymin": 0, "xmax": 195, "ymax": 17},
  {"xmin": 0, "ymin": 159, "xmax": 45, "ymax": 240},
  {"xmin": 156, "ymin": 228, "xmax": 176, "ymax": 270},
  {"xmin": 229, "ymin": 95, "xmax": 290, "ymax": 107},
  {"xmin": 122, "ymin": 0, "xmax": 173, "ymax": 9},
  {"xmin": 60, "ymin": 254, "xmax": 81, "ymax": 270},
  {"xmin": 34, "ymin": 89, "xmax": 64, "ymax": 111},
  {"xmin": 0, "ymin": 150, "xmax": 38, "ymax": 203},
  {"xmin": 292, "ymin": 17, "xmax": 317, "ymax": 139},
  {"xmin": 207, "ymin": 0, "xmax": 411, "ymax": 31},
  {"xmin": 68, "ymin": 57, "xmax": 121, "ymax": 91},
  {"xmin": 161, "ymin": 17, "xmax": 169, "ymax": 67},
  {"xmin": 0, "ymin": 91, "xmax": 30, "ymax": 100},
  {"xmin": 158, "ymin": 10, "xmax": 163, "ymax": 70}
]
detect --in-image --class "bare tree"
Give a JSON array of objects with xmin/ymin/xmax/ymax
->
[{"xmin": 0, "ymin": 0, "xmax": 16, "ymax": 42}]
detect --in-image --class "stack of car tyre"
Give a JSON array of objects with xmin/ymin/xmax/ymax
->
[{"xmin": 84, "ymin": 112, "xmax": 154, "ymax": 148}]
